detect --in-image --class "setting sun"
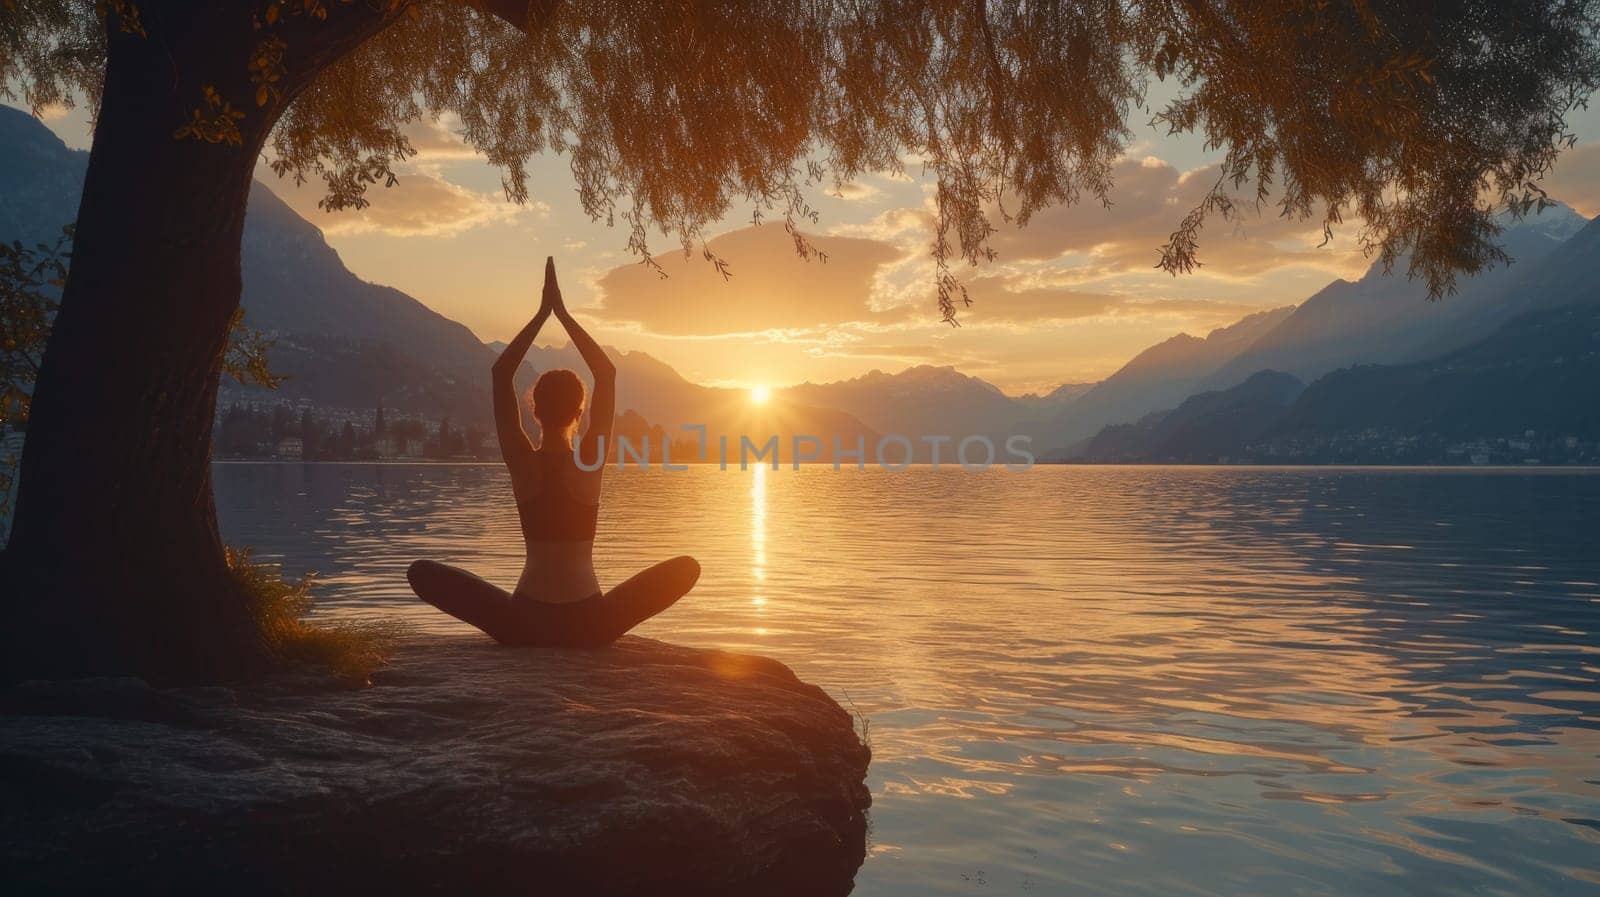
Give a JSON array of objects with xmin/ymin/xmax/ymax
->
[{"xmin": 749, "ymin": 385, "xmax": 772, "ymax": 404}]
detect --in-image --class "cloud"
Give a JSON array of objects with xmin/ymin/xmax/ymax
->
[
  {"xmin": 833, "ymin": 181, "xmax": 885, "ymax": 203},
  {"xmin": 957, "ymin": 276, "xmax": 1124, "ymax": 323},
  {"xmin": 390, "ymin": 113, "xmax": 485, "ymax": 163},
  {"xmin": 1115, "ymin": 296, "xmax": 1269, "ymax": 320},
  {"xmin": 982, "ymin": 155, "xmax": 1368, "ymax": 280},
  {"xmin": 253, "ymin": 113, "xmax": 550, "ymax": 238},
  {"xmin": 829, "ymin": 201, "xmax": 935, "ymax": 244},
  {"xmin": 261, "ymin": 165, "xmax": 542, "ymax": 238},
  {"xmin": 591, "ymin": 225, "xmax": 911, "ymax": 335},
  {"xmin": 583, "ymin": 192, "xmax": 1300, "ymax": 343}
]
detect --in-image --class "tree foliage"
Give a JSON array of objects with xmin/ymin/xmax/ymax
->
[
  {"xmin": 223, "ymin": 308, "xmax": 286, "ymax": 390},
  {"xmin": 0, "ymin": 228, "xmax": 68, "ymax": 520},
  {"xmin": 0, "ymin": 229, "xmax": 68, "ymax": 435},
  {"xmin": 4, "ymin": 0, "xmax": 1599, "ymax": 321}
]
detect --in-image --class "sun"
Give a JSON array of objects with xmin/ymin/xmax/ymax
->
[{"xmin": 749, "ymin": 385, "xmax": 772, "ymax": 404}]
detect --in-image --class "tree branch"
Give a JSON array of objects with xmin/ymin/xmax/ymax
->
[{"xmin": 473, "ymin": 0, "xmax": 561, "ymax": 34}]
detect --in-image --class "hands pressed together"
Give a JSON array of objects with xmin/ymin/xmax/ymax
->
[{"xmin": 540, "ymin": 256, "xmax": 568, "ymax": 319}]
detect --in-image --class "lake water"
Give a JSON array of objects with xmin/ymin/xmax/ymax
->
[{"xmin": 214, "ymin": 463, "xmax": 1600, "ymax": 896}]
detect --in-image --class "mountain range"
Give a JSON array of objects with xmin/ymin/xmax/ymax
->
[
  {"xmin": 1022, "ymin": 305, "xmax": 1296, "ymax": 455},
  {"xmin": 236, "ymin": 188, "xmax": 505, "ymax": 420},
  {"xmin": 1201, "ymin": 204, "xmax": 1588, "ymax": 390},
  {"xmin": 1078, "ymin": 370, "xmax": 1307, "ymax": 463},
  {"xmin": 1075, "ymin": 217, "xmax": 1600, "ymax": 464},
  {"xmin": 786, "ymin": 365, "xmax": 1086, "ymax": 458},
  {"xmin": 1077, "ymin": 301, "xmax": 1600, "ymax": 464},
  {"xmin": 6, "ymin": 102, "xmax": 1598, "ymax": 463}
]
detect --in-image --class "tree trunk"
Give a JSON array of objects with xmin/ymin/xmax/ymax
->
[{"xmin": 1, "ymin": 5, "xmax": 394, "ymax": 684}]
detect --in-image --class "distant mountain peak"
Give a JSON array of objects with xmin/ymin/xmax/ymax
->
[
  {"xmin": 1209, "ymin": 305, "xmax": 1297, "ymax": 340},
  {"xmin": 1352, "ymin": 202, "xmax": 1588, "ymax": 285},
  {"xmin": 804, "ymin": 363, "xmax": 999, "ymax": 393},
  {"xmin": 1503, "ymin": 200, "xmax": 1587, "ymax": 243},
  {"xmin": 1206, "ymin": 200, "xmax": 1595, "ymax": 392}
]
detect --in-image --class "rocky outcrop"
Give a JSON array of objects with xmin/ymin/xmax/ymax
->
[{"xmin": 0, "ymin": 636, "xmax": 871, "ymax": 896}]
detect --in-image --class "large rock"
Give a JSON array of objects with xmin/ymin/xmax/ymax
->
[{"xmin": 0, "ymin": 636, "xmax": 871, "ymax": 896}]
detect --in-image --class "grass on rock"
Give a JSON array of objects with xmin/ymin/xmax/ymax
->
[{"xmin": 227, "ymin": 546, "xmax": 399, "ymax": 684}]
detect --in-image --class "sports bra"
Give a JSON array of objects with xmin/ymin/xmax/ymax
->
[{"xmin": 516, "ymin": 450, "xmax": 599, "ymax": 542}]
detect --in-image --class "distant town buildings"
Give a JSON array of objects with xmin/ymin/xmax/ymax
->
[
  {"xmin": 1233, "ymin": 428, "xmax": 1599, "ymax": 466},
  {"xmin": 215, "ymin": 400, "xmax": 1600, "ymax": 467},
  {"xmin": 215, "ymin": 401, "xmax": 490, "ymax": 461}
]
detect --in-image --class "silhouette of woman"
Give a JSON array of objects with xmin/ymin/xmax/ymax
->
[{"xmin": 407, "ymin": 257, "xmax": 700, "ymax": 647}]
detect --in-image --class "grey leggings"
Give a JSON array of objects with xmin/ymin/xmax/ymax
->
[{"xmin": 407, "ymin": 556, "xmax": 700, "ymax": 648}]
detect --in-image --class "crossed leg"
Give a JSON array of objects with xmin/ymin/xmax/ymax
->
[
  {"xmin": 587, "ymin": 555, "xmax": 701, "ymax": 645},
  {"xmin": 406, "ymin": 560, "xmax": 526, "ymax": 644},
  {"xmin": 407, "ymin": 556, "xmax": 700, "ymax": 648}
]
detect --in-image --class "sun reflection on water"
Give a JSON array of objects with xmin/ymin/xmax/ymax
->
[{"xmin": 751, "ymin": 463, "xmax": 767, "ymax": 630}]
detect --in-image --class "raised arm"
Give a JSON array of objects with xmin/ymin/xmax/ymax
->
[
  {"xmin": 491, "ymin": 288, "xmax": 551, "ymax": 469},
  {"xmin": 545, "ymin": 258, "xmax": 615, "ymax": 465}
]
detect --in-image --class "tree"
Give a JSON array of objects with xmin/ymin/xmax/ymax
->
[
  {"xmin": 218, "ymin": 403, "xmax": 258, "ymax": 455},
  {"xmin": 2, "ymin": 1, "xmax": 1597, "ymax": 682},
  {"xmin": 0, "ymin": 228, "xmax": 68, "ymax": 523},
  {"xmin": 338, "ymin": 420, "xmax": 356, "ymax": 459},
  {"xmin": 269, "ymin": 402, "xmax": 292, "ymax": 445},
  {"xmin": 434, "ymin": 415, "xmax": 452, "ymax": 458},
  {"xmin": 299, "ymin": 407, "xmax": 317, "ymax": 458}
]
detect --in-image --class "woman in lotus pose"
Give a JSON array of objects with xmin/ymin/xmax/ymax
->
[{"xmin": 407, "ymin": 257, "xmax": 699, "ymax": 647}]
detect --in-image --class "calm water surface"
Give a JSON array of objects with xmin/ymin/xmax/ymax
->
[{"xmin": 214, "ymin": 464, "xmax": 1600, "ymax": 896}]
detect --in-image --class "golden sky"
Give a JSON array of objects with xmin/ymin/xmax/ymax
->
[{"xmin": 29, "ymin": 86, "xmax": 1600, "ymax": 395}]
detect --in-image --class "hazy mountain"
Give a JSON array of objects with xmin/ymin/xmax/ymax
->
[
  {"xmin": 0, "ymin": 105, "xmax": 505, "ymax": 425},
  {"xmin": 236, "ymin": 187, "xmax": 503, "ymax": 421},
  {"xmin": 1018, "ymin": 381, "xmax": 1096, "ymax": 408},
  {"xmin": 1075, "ymin": 370, "xmax": 1305, "ymax": 463},
  {"xmin": 0, "ymin": 108, "xmax": 84, "ymax": 249},
  {"xmin": 1202, "ymin": 204, "xmax": 1590, "ymax": 390},
  {"xmin": 1419, "ymin": 212, "xmax": 1600, "ymax": 353},
  {"xmin": 783, "ymin": 365, "xmax": 1070, "ymax": 451},
  {"xmin": 1073, "ymin": 301, "xmax": 1600, "ymax": 463},
  {"xmin": 1274, "ymin": 302, "xmax": 1600, "ymax": 443},
  {"xmin": 1033, "ymin": 205, "xmax": 1594, "ymax": 459},
  {"xmin": 1025, "ymin": 305, "xmax": 1296, "ymax": 452}
]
